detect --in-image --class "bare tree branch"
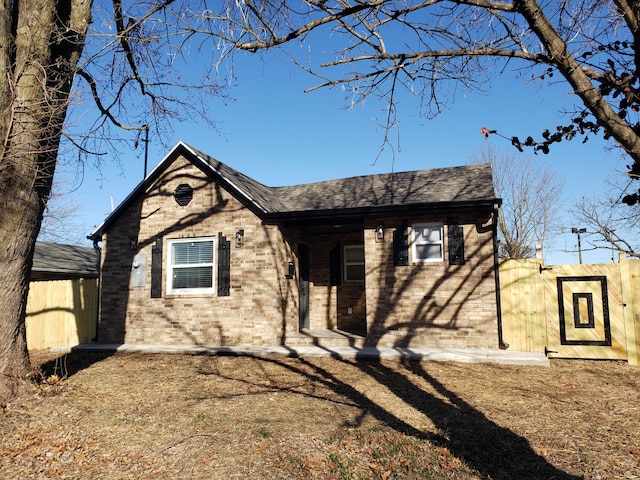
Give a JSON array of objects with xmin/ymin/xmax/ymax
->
[
  {"xmin": 469, "ymin": 146, "xmax": 564, "ymax": 260},
  {"xmin": 204, "ymin": 0, "xmax": 640, "ymax": 205},
  {"xmin": 572, "ymin": 176, "xmax": 640, "ymax": 258},
  {"xmin": 76, "ymin": 69, "xmax": 145, "ymax": 131}
]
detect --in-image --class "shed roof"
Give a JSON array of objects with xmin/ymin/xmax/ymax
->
[
  {"xmin": 33, "ymin": 242, "xmax": 100, "ymax": 277},
  {"xmin": 89, "ymin": 142, "xmax": 499, "ymax": 239}
]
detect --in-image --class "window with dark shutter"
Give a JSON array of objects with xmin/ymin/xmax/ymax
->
[
  {"xmin": 167, "ymin": 237, "xmax": 215, "ymax": 294},
  {"xmin": 413, "ymin": 223, "xmax": 444, "ymax": 262},
  {"xmin": 218, "ymin": 233, "xmax": 230, "ymax": 296}
]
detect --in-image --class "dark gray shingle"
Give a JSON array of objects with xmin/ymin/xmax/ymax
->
[
  {"xmin": 90, "ymin": 142, "xmax": 498, "ymax": 239},
  {"xmin": 33, "ymin": 242, "xmax": 100, "ymax": 277},
  {"xmin": 190, "ymin": 144, "xmax": 496, "ymax": 214},
  {"xmin": 273, "ymin": 164, "xmax": 495, "ymax": 212}
]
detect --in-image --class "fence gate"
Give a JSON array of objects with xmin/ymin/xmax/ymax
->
[{"xmin": 542, "ymin": 264, "xmax": 627, "ymax": 360}]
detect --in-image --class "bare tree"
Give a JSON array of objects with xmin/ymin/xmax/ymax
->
[
  {"xmin": 469, "ymin": 146, "xmax": 564, "ymax": 260},
  {"xmin": 38, "ymin": 187, "xmax": 89, "ymax": 246},
  {"xmin": 0, "ymin": 0, "xmax": 94, "ymax": 403},
  {"xmin": 572, "ymin": 177, "xmax": 640, "ymax": 259},
  {"xmin": 0, "ymin": 0, "xmax": 232, "ymax": 403},
  {"xmin": 212, "ymin": 0, "xmax": 640, "ymax": 202}
]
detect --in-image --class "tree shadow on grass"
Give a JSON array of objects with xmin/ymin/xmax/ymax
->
[
  {"xmin": 355, "ymin": 359, "xmax": 581, "ymax": 480},
  {"xmin": 229, "ymin": 354, "xmax": 580, "ymax": 480}
]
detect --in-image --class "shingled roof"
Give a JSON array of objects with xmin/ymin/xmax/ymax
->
[
  {"xmin": 190, "ymin": 144, "xmax": 497, "ymax": 213},
  {"xmin": 89, "ymin": 142, "xmax": 498, "ymax": 239},
  {"xmin": 273, "ymin": 164, "xmax": 495, "ymax": 212},
  {"xmin": 32, "ymin": 242, "xmax": 100, "ymax": 279}
]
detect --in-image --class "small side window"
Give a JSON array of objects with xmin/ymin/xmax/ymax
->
[
  {"xmin": 344, "ymin": 245, "xmax": 365, "ymax": 282},
  {"xmin": 412, "ymin": 224, "xmax": 444, "ymax": 262}
]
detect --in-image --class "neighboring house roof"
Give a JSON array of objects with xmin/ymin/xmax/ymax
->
[
  {"xmin": 89, "ymin": 141, "xmax": 500, "ymax": 239},
  {"xmin": 32, "ymin": 242, "xmax": 100, "ymax": 278}
]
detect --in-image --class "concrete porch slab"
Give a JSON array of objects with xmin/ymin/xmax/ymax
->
[{"xmin": 53, "ymin": 343, "xmax": 550, "ymax": 367}]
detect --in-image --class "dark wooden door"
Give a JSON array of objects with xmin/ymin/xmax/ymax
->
[{"xmin": 298, "ymin": 244, "xmax": 310, "ymax": 330}]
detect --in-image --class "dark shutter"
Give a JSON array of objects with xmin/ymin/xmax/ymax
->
[
  {"xmin": 151, "ymin": 237, "xmax": 162, "ymax": 298},
  {"xmin": 448, "ymin": 224, "xmax": 465, "ymax": 265},
  {"xmin": 218, "ymin": 233, "xmax": 231, "ymax": 296},
  {"xmin": 393, "ymin": 221, "xmax": 409, "ymax": 266},
  {"xmin": 329, "ymin": 243, "xmax": 342, "ymax": 286}
]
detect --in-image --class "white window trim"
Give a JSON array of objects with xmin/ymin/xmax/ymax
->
[
  {"xmin": 343, "ymin": 244, "xmax": 365, "ymax": 283},
  {"xmin": 411, "ymin": 223, "xmax": 444, "ymax": 263},
  {"xmin": 166, "ymin": 237, "xmax": 216, "ymax": 295}
]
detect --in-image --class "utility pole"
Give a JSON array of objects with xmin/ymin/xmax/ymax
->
[
  {"xmin": 571, "ymin": 227, "xmax": 586, "ymax": 264},
  {"xmin": 142, "ymin": 125, "xmax": 149, "ymax": 179}
]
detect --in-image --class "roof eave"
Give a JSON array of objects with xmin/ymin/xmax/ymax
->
[
  {"xmin": 264, "ymin": 199, "xmax": 500, "ymax": 225},
  {"xmin": 32, "ymin": 267, "xmax": 99, "ymax": 276}
]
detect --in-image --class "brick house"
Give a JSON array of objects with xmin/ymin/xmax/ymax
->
[{"xmin": 88, "ymin": 142, "xmax": 502, "ymax": 349}]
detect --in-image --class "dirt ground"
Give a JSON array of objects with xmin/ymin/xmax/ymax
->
[{"xmin": 1, "ymin": 351, "xmax": 639, "ymax": 479}]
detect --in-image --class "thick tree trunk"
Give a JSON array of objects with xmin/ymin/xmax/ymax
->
[
  {"xmin": 0, "ymin": 0, "xmax": 92, "ymax": 405},
  {"xmin": 0, "ymin": 176, "xmax": 42, "ymax": 404}
]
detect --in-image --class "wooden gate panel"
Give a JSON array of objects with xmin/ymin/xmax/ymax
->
[{"xmin": 544, "ymin": 265, "xmax": 626, "ymax": 360}]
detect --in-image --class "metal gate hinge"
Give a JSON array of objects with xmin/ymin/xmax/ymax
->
[{"xmin": 539, "ymin": 264, "xmax": 553, "ymax": 274}]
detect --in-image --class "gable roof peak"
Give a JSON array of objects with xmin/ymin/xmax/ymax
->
[{"xmin": 89, "ymin": 142, "xmax": 498, "ymax": 240}]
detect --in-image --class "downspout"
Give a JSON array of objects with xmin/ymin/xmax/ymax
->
[
  {"xmin": 492, "ymin": 203, "xmax": 509, "ymax": 349},
  {"xmin": 91, "ymin": 237, "xmax": 102, "ymax": 343}
]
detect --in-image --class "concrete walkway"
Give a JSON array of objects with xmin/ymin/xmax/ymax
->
[{"xmin": 55, "ymin": 343, "xmax": 550, "ymax": 367}]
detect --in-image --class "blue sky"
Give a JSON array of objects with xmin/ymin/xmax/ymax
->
[{"xmin": 50, "ymin": 49, "xmax": 630, "ymax": 265}]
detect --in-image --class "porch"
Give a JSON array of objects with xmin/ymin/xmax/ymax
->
[{"xmin": 51, "ymin": 341, "xmax": 550, "ymax": 366}]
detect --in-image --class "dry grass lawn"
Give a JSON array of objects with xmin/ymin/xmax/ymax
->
[{"xmin": 1, "ymin": 351, "xmax": 639, "ymax": 479}]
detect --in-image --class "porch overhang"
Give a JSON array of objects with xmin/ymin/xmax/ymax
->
[{"xmin": 264, "ymin": 199, "xmax": 500, "ymax": 229}]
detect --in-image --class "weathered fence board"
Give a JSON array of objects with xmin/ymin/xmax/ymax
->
[
  {"xmin": 621, "ymin": 257, "xmax": 640, "ymax": 365},
  {"xmin": 26, "ymin": 278, "xmax": 98, "ymax": 350},
  {"xmin": 499, "ymin": 259, "xmax": 546, "ymax": 353}
]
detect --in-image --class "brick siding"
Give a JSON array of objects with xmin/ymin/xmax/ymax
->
[
  {"xmin": 364, "ymin": 217, "xmax": 499, "ymax": 349},
  {"xmin": 98, "ymin": 155, "xmax": 498, "ymax": 349},
  {"xmin": 98, "ymin": 155, "xmax": 297, "ymax": 346}
]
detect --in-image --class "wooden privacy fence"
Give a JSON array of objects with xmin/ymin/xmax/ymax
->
[
  {"xmin": 24, "ymin": 258, "xmax": 640, "ymax": 363},
  {"xmin": 499, "ymin": 255, "xmax": 640, "ymax": 365},
  {"xmin": 26, "ymin": 278, "xmax": 98, "ymax": 350}
]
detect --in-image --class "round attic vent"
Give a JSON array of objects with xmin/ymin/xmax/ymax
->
[{"xmin": 174, "ymin": 183, "xmax": 193, "ymax": 206}]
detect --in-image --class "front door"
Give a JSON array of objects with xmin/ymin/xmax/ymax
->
[{"xmin": 298, "ymin": 244, "xmax": 310, "ymax": 330}]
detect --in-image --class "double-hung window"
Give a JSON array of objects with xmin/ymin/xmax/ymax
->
[
  {"xmin": 344, "ymin": 245, "xmax": 365, "ymax": 282},
  {"xmin": 167, "ymin": 238, "xmax": 215, "ymax": 294},
  {"xmin": 412, "ymin": 224, "xmax": 444, "ymax": 262}
]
